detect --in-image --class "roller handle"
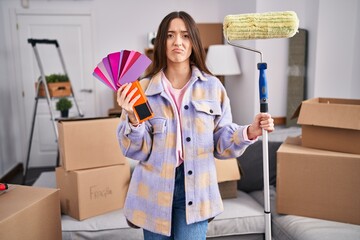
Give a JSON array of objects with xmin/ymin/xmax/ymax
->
[
  {"xmin": 258, "ymin": 63, "xmax": 268, "ymax": 113},
  {"xmin": 28, "ymin": 38, "xmax": 59, "ymax": 47},
  {"xmin": 258, "ymin": 62, "xmax": 272, "ymax": 240}
]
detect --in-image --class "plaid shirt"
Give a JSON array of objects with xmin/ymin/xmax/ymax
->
[{"xmin": 117, "ymin": 66, "xmax": 254, "ymax": 236}]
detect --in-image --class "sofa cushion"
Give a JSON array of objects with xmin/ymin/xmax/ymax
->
[
  {"xmin": 62, "ymin": 191, "xmax": 266, "ymax": 239},
  {"xmin": 237, "ymin": 141, "xmax": 282, "ymax": 192},
  {"xmin": 250, "ymin": 186, "xmax": 360, "ymax": 240},
  {"xmin": 207, "ymin": 191, "xmax": 265, "ymax": 237}
]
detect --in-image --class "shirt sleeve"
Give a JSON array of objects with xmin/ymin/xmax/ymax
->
[
  {"xmin": 129, "ymin": 122, "xmax": 143, "ymax": 130},
  {"xmin": 242, "ymin": 124, "xmax": 259, "ymax": 142}
]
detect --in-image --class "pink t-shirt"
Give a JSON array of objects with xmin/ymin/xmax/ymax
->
[{"xmin": 162, "ymin": 72, "xmax": 190, "ymax": 166}]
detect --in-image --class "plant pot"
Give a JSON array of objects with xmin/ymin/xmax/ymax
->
[
  {"xmin": 60, "ymin": 110, "xmax": 69, "ymax": 118},
  {"xmin": 35, "ymin": 82, "xmax": 72, "ymax": 98}
]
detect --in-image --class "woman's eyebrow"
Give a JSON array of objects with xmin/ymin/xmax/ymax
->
[{"xmin": 167, "ymin": 30, "xmax": 188, "ymax": 33}]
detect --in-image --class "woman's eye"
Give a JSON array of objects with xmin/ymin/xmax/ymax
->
[{"xmin": 167, "ymin": 33, "xmax": 174, "ymax": 38}]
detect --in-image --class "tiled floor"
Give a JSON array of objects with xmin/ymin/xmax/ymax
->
[{"xmin": 6, "ymin": 166, "xmax": 56, "ymax": 186}]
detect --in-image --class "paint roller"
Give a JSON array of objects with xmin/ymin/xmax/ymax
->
[
  {"xmin": 224, "ymin": 11, "xmax": 299, "ymax": 111},
  {"xmin": 223, "ymin": 11, "xmax": 299, "ymax": 240},
  {"xmin": 224, "ymin": 11, "xmax": 299, "ymax": 41}
]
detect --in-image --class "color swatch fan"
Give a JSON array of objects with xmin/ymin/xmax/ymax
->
[{"xmin": 93, "ymin": 50, "xmax": 153, "ymax": 122}]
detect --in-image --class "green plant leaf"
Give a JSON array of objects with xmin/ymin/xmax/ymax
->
[
  {"xmin": 45, "ymin": 73, "xmax": 69, "ymax": 83},
  {"xmin": 56, "ymin": 97, "xmax": 72, "ymax": 111}
]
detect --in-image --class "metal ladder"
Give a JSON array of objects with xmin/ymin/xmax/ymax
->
[{"xmin": 23, "ymin": 38, "xmax": 83, "ymax": 184}]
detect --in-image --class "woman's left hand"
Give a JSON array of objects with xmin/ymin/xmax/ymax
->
[{"xmin": 247, "ymin": 113, "xmax": 275, "ymax": 140}]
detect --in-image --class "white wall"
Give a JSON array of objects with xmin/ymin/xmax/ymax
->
[
  {"xmin": 0, "ymin": 0, "xmax": 359, "ymax": 176},
  {"xmin": 352, "ymin": 1, "xmax": 360, "ymax": 97},
  {"xmin": 314, "ymin": 0, "xmax": 359, "ymax": 98},
  {"xmin": 303, "ymin": 0, "xmax": 320, "ymax": 99}
]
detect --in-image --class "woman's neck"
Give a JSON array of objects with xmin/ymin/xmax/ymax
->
[{"xmin": 164, "ymin": 63, "xmax": 192, "ymax": 89}]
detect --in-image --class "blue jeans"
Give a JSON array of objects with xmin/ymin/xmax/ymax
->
[{"xmin": 143, "ymin": 163, "xmax": 208, "ymax": 240}]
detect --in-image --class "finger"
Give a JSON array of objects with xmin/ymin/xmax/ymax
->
[
  {"xmin": 266, "ymin": 125, "xmax": 275, "ymax": 132},
  {"xmin": 117, "ymin": 88, "xmax": 124, "ymax": 107},
  {"xmin": 260, "ymin": 115, "xmax": 273, "ymax": 124},
  {"xmin": 260, "ymin": 120, "xmax": 273, "ymax": 128},
  {"xmin": 263, "ymin": 118, "xmax": 274, "ymax": 125},
  {"xmin": 117, "ymin": 84, "xmax": 128, "ymax": 99},
  {"xmin": 119, "ymin": 83, "xmax": 133, "ymax": 95},
  {"xmin": 129, "ymin": 94, "xmax": 141, "ymax": 106},
  {"xmin": 118, "ymin": 83, "xmax": 136, "ymax": 107},
  {"xmin": 117, "ymin": 84, "xmax": 129, "ymax": 103},
  {"xmin": 117, "ymin": 88, "xmax": 121, "ymax": 99},
  {"xmin": 261, "ymin": 113, "xmax": 271, "ymax": 120},
  {"xmin": 118, "ymin": 82, "xmax": 129, "ymax": 92},
  {"xmin": 124, "ymin": 87, "xmax": 138, "ymax": 104}
]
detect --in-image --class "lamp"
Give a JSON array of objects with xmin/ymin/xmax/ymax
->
[{"xmin": 206, "ymin": 44, "xmax": 241, "ymax": 77}]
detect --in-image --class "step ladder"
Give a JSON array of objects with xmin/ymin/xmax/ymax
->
[{"xmin": 23, "ymin": 38, "xmax": 84, "ymax": 185}]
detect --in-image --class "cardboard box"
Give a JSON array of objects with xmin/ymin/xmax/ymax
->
[
  {"xmin": 218, "ymin": 181, "xmax": 238, "ymax": 199},
  {"xmin": 56, "ymin": 163, "xmax": 130, "ymax": 220},
  {"xmin": 215, "ymin": 158, "xmax": 241, "ymax": 199},
  {"xmin": 58, "ymin": 117, "xmax": 126, "ymax": 171},
  {"xmin": 0, "ymin": 185, "xmax": 62, "ymax": 240},
  {"xmin": 293, "ymin": 97, "xmax": 360, "ymax": 154},
  {"xmin": 197, "ymin": 23, "xmax": 223, "ymax": 49},
  {"xmin": 36, "ymin": 82, "xmax": 72, "ymax": 98},
  {"xmin": 276, "ymin": 137, "xmax": 360, "ymax": 225}
]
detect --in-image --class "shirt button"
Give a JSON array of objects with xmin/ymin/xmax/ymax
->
[
  {"xmin": 188, "ymin": 201, "xmax": 193, "ymax": 206},
  {"xmin": 210, "ymin": 109, "xmax": 213, "ymax": 113},
  {"xmin": 184, "ymin": 105, "xmax": 189, "ymax": 110},
  {"xmin": 186, "ymin": 137, "xmax": 191, "ymax": 142},
  {"xmin": 188, "ymin": 170, "xmax": 193, "ymax": 175}
]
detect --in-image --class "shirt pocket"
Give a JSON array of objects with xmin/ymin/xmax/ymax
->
[
  {"xmin": 192, "ymin": 100, "xmax": 221, "ymax": 117},
  {"xmin": 148, "ymin": 117, "xmax": 167, "ymax": 134},
  {"xmin": 191, "ymin": 99, "xmax": 221, "ymax": 132},
  {"xmin": 147, "ymin": 117, "xmax": 168, "ymax": 151}
]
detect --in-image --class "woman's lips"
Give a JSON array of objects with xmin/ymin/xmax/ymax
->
[{"xmin": 172, "ymin": 48, "xmax": 183, "ymax": 53}]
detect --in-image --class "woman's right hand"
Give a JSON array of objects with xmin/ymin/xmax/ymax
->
[{"xmin": 117, "ymin": 82, "xmax": 141, "ymax": 125}]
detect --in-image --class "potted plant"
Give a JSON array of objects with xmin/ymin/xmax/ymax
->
[
  {"xmin": 45, "ymin": 73, "xmax": 69, "ymax": 83},
  {"xmin": 56, "ymin": 97, "xmax": 73, "ymax": 118},
  {"xmin": 36, "ymin": 73, "xmax": 72, "ymax": 98}
]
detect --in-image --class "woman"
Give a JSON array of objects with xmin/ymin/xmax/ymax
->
[{"xmin": 117, "ymin": 11, "xmax": 274, "ymax": 239}]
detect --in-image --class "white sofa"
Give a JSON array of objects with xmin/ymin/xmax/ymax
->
[
  {"xmin": 34, "ymin": 166, "xmax": 267, "ymax": 240},
  {"xmin": 34, "ymin": 164, "xmax": 360, "ymax": 239},
  {"xmin": 33, "ymin": 127, "xmax": 360, "ymax": 239}
]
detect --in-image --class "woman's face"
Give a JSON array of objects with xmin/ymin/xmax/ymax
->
[{"xmin": 166, "ymin": 18, "xmax": 192, "ymax": 65}]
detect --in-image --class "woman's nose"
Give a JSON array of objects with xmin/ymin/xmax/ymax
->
[{"xmin": 174, "ymin": 35, "xmax": 182, "ymax": 46}]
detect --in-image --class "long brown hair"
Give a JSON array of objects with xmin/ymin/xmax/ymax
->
[{"xmin": 144, "ymin": 11, "xmax": 212, "ymax": 78}]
